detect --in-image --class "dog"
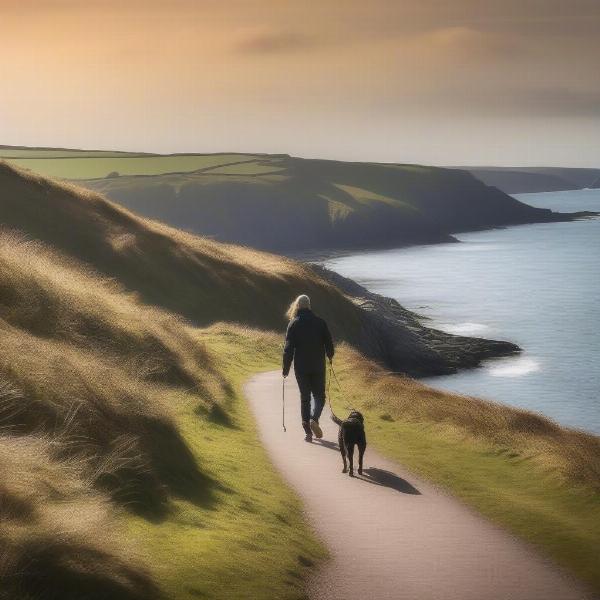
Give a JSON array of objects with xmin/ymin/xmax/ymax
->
[{"xmin": 331, "ymin": 410, "xmax": 366, "ymax": 477}]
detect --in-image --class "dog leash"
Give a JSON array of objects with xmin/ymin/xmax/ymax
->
[
  {"xmin": 327, "ymin": 360, "xmax": 343, "ymax": 423},
  {"xmin": 282, "ymin": 376, "xmax": 287, "ymax": 432}
]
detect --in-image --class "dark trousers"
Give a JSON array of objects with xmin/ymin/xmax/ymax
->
[{"xmin": 295, "ymin": 371, "xmax": 326, "ymax": 423}]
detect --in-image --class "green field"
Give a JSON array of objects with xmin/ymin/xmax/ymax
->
[
  {"xmin": 4, "ymin": 152, "xmax": 268, "ymax": 179},
  {"xmin": 0, "ymin": 146, "xmax": 145, "ymax": 158}
]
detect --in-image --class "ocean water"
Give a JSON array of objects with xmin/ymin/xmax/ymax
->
[{"xmin": 319, "ymin": 189, "xmax": 600, "ymax": 434}]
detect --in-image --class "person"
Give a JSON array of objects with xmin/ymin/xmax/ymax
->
[{"xmin": 282, "ymin": 294, "xmax": 334, "ymax": 442}]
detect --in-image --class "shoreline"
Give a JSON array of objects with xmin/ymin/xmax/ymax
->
[
  {"xmin": 286, "ymin": 208, "xmax": 598, "ymax": 264},
  {"xmin": 308, "ymin": 188, "xmax": 600, "ymax": 434},
  {"xmin": 309, "ymin": 264, "xmax": 520, "ymax": 378}
]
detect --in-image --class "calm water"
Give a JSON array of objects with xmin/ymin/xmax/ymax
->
[{"xmin": 320, "ymin": 189, "xmax": 600, "ymax": 434}]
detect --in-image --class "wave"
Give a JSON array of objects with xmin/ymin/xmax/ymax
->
[{"xmin": 487, "ymin": 357, "xmax": 541, "ymax": 378}]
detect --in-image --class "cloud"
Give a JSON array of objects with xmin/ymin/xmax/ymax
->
[
  {"xmin": 374, "ymin": 82, "xmax": 600, "ymax": 119},
  {"xmin": 235, "ymin": 31, "xmax": 317, "ymax": 55},
  {"xmin": 508, "ymin": 88, "xmax": 600, "ymax": 117},
  {"xmin": 418, "ymin": 26, "xmax": 522, "ymax": 60}
]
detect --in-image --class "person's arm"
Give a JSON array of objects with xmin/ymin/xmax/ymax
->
[
  {"xmin": 282, "ymin": 321, "xmax": 296, "ymax": 377},
  {"xmin": 323, "ymin": 320, "xmax": 334, "ymax": 362}
]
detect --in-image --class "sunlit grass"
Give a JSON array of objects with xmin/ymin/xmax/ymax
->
[
  {"xmin": 328, "ymin": 346, "xmax": 600, "ymax": 591},
  {"xmin": 0, "ymin": 227, "xmax": 323, "ymax": 599},
  {"xmin": 130, "ymin": 325, "xmax": 325, "ymax": 600}
]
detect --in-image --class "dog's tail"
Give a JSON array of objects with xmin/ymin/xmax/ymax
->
[{"xmin": 330, "ymin": 413, "xmax": 342, "ymax": 426}]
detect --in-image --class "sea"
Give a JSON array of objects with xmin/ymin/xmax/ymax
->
[{"xmin": 318, "ymin": 189, "xmax": 600, "ymax": 434}]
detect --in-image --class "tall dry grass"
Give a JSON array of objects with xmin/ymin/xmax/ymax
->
[
  {"xmin": 0, "ymin": 159, "xmax": 363, "ymax": 599},
  {"xmin": 0, "ymin": 435, "xmax": 160, "ymax": 600},
  {"xmin": 0, "ymin": 231, "xmax": 233, "ymax": 597},
  {"xmin": 0, "ymin": 160, "xmax": 363, "ymax": 340}
]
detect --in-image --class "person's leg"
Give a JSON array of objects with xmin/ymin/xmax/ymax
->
[
  {"xmin": 295, "ymin": 371, "xmax": 312, "ymax": 440},
  {"xmin": 307, "ymin": 371, "xmax": 325, "ymax": 439},
  {"xmin": 311, "ymin": 370, "xmax": 326, "ymax": 423}
]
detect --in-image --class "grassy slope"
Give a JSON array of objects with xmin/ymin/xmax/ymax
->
[
  {"xmin": 82, "ymin": 155, "xmax": 560, "ymax": 252},
  {"xmin": 128, "ymin": 325, "xmax": 324, "ymax": 600},
  {"xmin": 328, "ymin": 348, "xmax": 600, "ymax": 591},
  {"xmin": 0, "ymin": 232, "xmax": 323, "ymax": 599},
  {"xmin": 0, "ymin": 160, "xmax": 364, "ymax": 337}
]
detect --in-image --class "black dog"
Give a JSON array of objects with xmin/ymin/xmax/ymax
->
[{"xmin": 331, "ymin": 410, "xmax": 366, "ymax": 477}]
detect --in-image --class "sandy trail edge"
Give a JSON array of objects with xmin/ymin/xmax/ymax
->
[{"xmin": 245, "ymin": 371, "xmax": 592, "ymax": 600}]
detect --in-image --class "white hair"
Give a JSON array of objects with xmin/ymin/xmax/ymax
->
[{"xmin": 286, "ymin": 294, "xmax": 311, "ymax": 320}]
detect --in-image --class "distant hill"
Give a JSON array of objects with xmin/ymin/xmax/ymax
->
[
  {"xmin": 1, "ymin": 147, "xmax": 583, "ymax": 253},
  {"xmin": 463, "ymin": 166, "xmax": 600, "ymax": 194},
  {"xmin": 79, "ymin": 156, "xmax": 580, "ymax": 253}
]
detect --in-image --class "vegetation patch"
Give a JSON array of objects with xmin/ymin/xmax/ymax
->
[
  {"xmin": 128, "ymin": 324, "xmax": 325, "ymax": 600},
  {"xmin": 327, "ymin": 346, "xmax": 600, "ymax": 591},
  {"xmin": 0, "ymin": 233, "xmax": 323, "ymax": 599}
]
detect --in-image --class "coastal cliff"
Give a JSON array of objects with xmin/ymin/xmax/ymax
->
[
  {"xmin": 310, "ymin": 265, "xmax": 519, "ymax": 376},
  {"xmin": 80, "ymin": 155, "xmax": 586, "ymax": 252}
]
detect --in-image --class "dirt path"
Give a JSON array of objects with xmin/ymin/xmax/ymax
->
[{"xmin": 245, "ymin": 371, "xmax": 592, "ymax": 600}]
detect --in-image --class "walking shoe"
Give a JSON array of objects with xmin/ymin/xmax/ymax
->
[
  {"xmin": 310, "ymin": 419, "xmax": 323, "ymax": 439},
  {"xmin": 302, "ymin": 421, "xmax": 313, "ymax": 443}
]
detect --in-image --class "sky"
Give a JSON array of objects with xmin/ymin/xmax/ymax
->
[{"xmin": 2, "ymin": 0, "xmax": 599, "ymax": 166}]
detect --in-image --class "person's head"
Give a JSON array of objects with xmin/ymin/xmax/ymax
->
[{"xmin": 286, "ymin": 294, "xmax": 311, "ymax": 320}]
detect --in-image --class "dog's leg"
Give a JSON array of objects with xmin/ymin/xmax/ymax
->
[
  {"xmin": 346, "ymin": 442, "xmax": 355, "ymax": 477},
  {"xmin": 358, "ymin": 439, "xmax": 366, "ymax": 476},
  {"xmin": 339, "ymin": 430, "xmax": 347, "ymax": 473}
]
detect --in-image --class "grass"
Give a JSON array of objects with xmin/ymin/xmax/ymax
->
[
  {"xmin": 0, "ymin": 160, "xmax": 366, "ymax": 339},
  {"xmin": 128, "ymin": 325, "xmax": 325, "ymax": 600},
  {"xmin": 0, "ymin": 146, "xmax": 146, "ymax": 158},
  {"xmin": 6, "ymin": 154, "xmax": 264, "ymax": 180},
  {"xmin": 333, "ymin": 183, "xmax": 417, "ymax": 212},
  {"xmin": 0, "ymin": 435, "xmax": 161, "ymax": 600},
  {"xmin": 0, "ymin": 231, "xmax": 323, "ymax": 599},
  {"xmin": 327, "ymin": 346, "xmax": 600, "ymax": 591},
  {"xmin": 1, "ymin": 158, "xmax": 597, "ymax": 597}
]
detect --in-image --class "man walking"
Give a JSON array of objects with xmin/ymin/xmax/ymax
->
[{"xmin": 282, "ymin": 294, "xmax": 335, "ymax": 442}]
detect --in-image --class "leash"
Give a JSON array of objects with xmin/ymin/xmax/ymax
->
[
  {"xmin": 327, "ymin": 360, "xmax": 343, "ymax": 423},
  {"xmin": 282, "ymin": 377, "xmax": 287, "ymax": 432}
]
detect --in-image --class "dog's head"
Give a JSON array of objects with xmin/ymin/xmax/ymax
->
[{"xmin": 347, "ymin": 409, "xmax": 364, "ymax": 423}]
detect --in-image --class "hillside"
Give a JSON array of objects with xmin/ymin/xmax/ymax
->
[
  {"xmin": 464, "ymin": 166, "xmax": 600, "ymax": 194},
  {"xmin": 0, "ymin": 161, "xmax": 517, "ymax": 375},
  {"xmin": 1, "ymin": 146, "xmax": 585, "ymax": 253},
  {"xmin": 1, "ymin": 161, "xmax": 598, "ymax": 596},
  {"xmin": 0, "ymin": 229, "xmax": 329, "ymax": 599},
  {"xmin": 82, "ymin": 156, "xmax": 582, "ymax": 252}
]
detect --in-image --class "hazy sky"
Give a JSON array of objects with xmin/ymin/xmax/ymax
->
[{"xmin": 2, "ymin": 0, "xmax": 599, "ymax": 166}]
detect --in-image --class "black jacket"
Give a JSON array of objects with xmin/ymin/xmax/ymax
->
[{"xmin": 282, "ymin": 309, "xmax": 334, "ymax": 376}]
